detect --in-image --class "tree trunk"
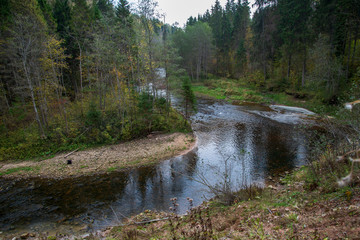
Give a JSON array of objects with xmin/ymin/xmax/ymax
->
[
  {"xmin": 24, "ymin": 62, "xmax": 45, "ymax": 138},
  {"xmin": 287, "ymin": 52, "xmax": 292, "ymax": 81},
  {"xmin": 351, "ymin": 26, "xmax": 358, "ymax": 68},
  {"xmin": 301, "ymin": 47, "xmax": 307, "ymax": 88},
  {"xmin": 196, "ymin": 56, "xmax": 201, "ymax": 81},
  {"xmin": 78, "ymin": 42, "xmax": 83, "ymax": 96},
  {"xmin": 115, "ymin": 66, "xmax": 122, "ymax": 118},
  {"xmin": 262, "ymin": 13, "xmax": 266, "ymax": 83},
  {"xmin": 346, "ymin": 32, "xmax": 352, "ymax": 80}
]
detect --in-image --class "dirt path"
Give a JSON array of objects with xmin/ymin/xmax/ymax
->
[{"xmin": 0, "ymin": 132, "xmax": 196, "ymax": 179}]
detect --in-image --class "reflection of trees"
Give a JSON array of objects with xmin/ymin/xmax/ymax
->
[
  {"xmin": 184, "ymin": 152, "xmax": 199, "ymax": 176},
  {"xmin": 0, "ymin": 172, "xmax": 130, "ymax": 223},
  {"xmin": 265, "ymin": 125, "xmax": 296, "ymax": 174},
  {"xmin": 234, "ymin": 119, "xmax": 301, "ymax": 181},
  {"xmin": 249, "ymin": 121, "xmax": 298, "ymax": 177},
  {"xmin": 113, "ymin": 153, "xmax": 199, "ymax": 215},
  {"xmin": 49, "ymin": 173, "xmax": 129, "ymax": 215},
  {"xmin": 137, "ymin": 167, "xmax": 156, "ymax": 199}
]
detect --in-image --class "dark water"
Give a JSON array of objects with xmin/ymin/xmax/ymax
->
[{"xmin": 0, "ymin": 99, "xmax": 314, "ymax": 236}]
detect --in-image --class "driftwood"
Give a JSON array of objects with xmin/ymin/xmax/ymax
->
[
  {"xmin": 110, "ymin": 207, "xmax": 170, "ymax": 226},
  {"xmin": 64, "ymin": 148, "xmax": 79, "ymax": 158}
]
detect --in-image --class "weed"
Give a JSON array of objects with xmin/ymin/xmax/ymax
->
[
  {"xmin": 248, "ymin": 218, "xmax": 268, "ymax": 240},
  {"xmin": 287, "ymin": 213, "xmax": 299, "ymax": 223},
  {"xmin": 179, "ymin": 206, "xmax": 214, "ymax": 240}
]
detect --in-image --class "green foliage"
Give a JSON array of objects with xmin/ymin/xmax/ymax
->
[
  {"xmin": 308, "ymin": 34, "xmax": 346, "ymax": 103},
  {"xmin": 0, "ymin": 0, "xmax": 11, "ymax": 30},
  {"xmin": 0, "ymin": 90, "xmax": 190, "ymax": 161},
  {"xmin": 85, "ymin": 102, "xmax": 102, "ymax": 128},
  {"xmin": 172, "ymin": 22, "xmax": 214, "ymax": 80},
  {"xmin": 138, "ymin": 92, "xmax": 154, "ymax": 114}
]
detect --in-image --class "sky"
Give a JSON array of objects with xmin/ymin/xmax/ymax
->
[{"xmin": 127, "ymin": 0, "xmax": 256, "ymax": 27}]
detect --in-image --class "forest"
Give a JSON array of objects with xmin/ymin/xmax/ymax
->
[{"xmin": 0, "ymin": 0, "xmax": 359, "ymax": 161}]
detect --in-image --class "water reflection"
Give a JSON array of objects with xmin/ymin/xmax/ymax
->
[{"xmin": 0, "ymin": 99, "xmax": 313, "ymax": 235}]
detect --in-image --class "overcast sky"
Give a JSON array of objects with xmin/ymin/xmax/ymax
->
[{"xmin": 127, "ymin": 0, "xmax": 256, "ymax": 27}]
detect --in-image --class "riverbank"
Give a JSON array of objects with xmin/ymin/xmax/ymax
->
[
  {"xmin": 191, "ymin": 77, "xmax": 339, "ymax": 115},
  {"xmin": 106, "ymin": 165, "xmax": 360, "ymax": 239},
  {"xmin": 0, "ymin": 132, "xmax": 196, "ymax": 179},
  {"xmin": 3, "ymin": 164, "xmax": 359, "ymax": 239}
]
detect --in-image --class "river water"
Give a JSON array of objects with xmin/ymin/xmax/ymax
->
[{"xmin": 0, "ymin": 98, "xmax": 316, "ymax": 236}]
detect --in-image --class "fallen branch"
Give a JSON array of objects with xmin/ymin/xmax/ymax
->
[
  {"xmin": 337, "ymin": 149, "xmax": 360, "ymax": 161},
  {"xmin": 337, "ymin": 156, "xmax": 360, "ymax": 187},
  {"xmin": 64, "ymin": 148, "xmax": 79, "ymax": 158},
  {"xmin": 129, "ymin": 217, "xmax": 170, "ymax": 225}
]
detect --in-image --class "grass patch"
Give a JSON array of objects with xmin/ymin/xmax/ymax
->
[
  {"xmin": 0, "ymin": 166, "xmax": 39, "ymax": 176},
  {"xmin": 192, "ymin": 77, "xmax": 342, "ymax": 116},
  {"xmin": 107, "ymin": 167, "xmax": 117, "ymax": 172}
]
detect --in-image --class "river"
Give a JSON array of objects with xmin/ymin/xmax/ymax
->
[{"xmin": 0, "ymin": 98, "xmax": 316, "ymax": 237}]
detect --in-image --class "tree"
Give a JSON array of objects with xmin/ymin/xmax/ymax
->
[
  {"xmin": 0, "ymin": 0, "xmax": 11, "ymax": 31},
  {"xmin": 173, "ymin": 22, "xmax": 213, "ymax": 80},
  {"xmin": 231, "ymin": 0, "xmax": 250, "ymax": 77},
  {"xmin": 181, "ymin": 77, "xmax": 196, "ymax": 119},
  {"xmin": 116, "ymin": 0, "xmax": 137, "ymax": 83},
  {"xmin": 209, "ymin": 0, "xmax": 224, "ymax": 74},
  {"xmin": 136, "ymin": 0, "xmax": 160, "ymax": 95},
  {"xmin": 7, "ymin": 0, "xmax": 49, "ymax": 137},
  {"xmin": 53, "ymin": 0, "xmax": 71, "ymax": 40},
  {"xmin": 277, "ymin": 0, "xmax": 313, "ymax": 86},
  {"xmin": 71, "ymin": 0, "xmax": 93, "ymax": 95},
  {"xmin": 309, "ymin": 34, "xmax": 345, "ymax": 102},
  {"xmin": 40, "ymin": 36, "xmax": 69, "ymax": 132},
  {"xmin": 37, "ymin": 0, "xmax": 56, "ymax": 32}
]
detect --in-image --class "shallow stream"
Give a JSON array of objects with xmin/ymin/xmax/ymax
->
[{"xmin": 0, "ymin": 98, "xmax": 316, "ymax": 236}]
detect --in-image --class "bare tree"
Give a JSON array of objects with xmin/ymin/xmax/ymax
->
[{"xmin": 8, "ymin": 14, "xmax": 47, "ymax": 137}]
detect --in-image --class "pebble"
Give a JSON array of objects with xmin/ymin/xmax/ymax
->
[{"xmin": 20, "ymin": 233, "xmax": 29, "ymax": 239}]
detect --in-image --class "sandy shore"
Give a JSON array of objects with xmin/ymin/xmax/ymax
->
[{"xmin": 0, "ymin": 132, "xmax": 196, "ymax": 179}]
